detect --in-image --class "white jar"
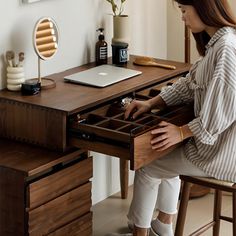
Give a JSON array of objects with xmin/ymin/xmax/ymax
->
[{"xmin": 7, "ymin": 66, "xmax": 25, "ymax": 91}]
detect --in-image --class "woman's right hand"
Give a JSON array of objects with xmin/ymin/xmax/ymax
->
[{"xmin": 124, "ymin": 99, "xmax": 152, "ymax": 120}]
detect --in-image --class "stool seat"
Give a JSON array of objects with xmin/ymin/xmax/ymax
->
[
  {"xmin": 184, "ymin": 176, "xmax": 236, "ymax": 190},
  {"xmin": 175, "ymin": 175, "xmax": 236, "ymax": 236},
  {"xmin": 193, "ymin": 177, "xmax": 235, "ymax": 187}
]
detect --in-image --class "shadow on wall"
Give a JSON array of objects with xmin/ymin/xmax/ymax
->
[
  {"xmin": 83, "ymin": 4, "xmax": 108, "ymax": 65},
  {"xmin": 7, "ymin": 15, "xmax": 37, "ymax": 84},
  {"xmin": 0, "ymin": 54, "xmax": 7, "ymax": 89},
  {"xmin": 0, "ymin": 21, "xmax": 31, "ymax": 90},
  {"xmin": 84, "ymin": 34, "xmax": 92, "ymax": 65}
]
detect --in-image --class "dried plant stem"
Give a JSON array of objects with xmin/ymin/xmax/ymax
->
[{"xmin": 105, "ymin": 0, "xmax": 127, "ymax": 16}]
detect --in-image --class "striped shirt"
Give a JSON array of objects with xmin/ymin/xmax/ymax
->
[{"xmin": 160, "ymin": 27, "xmax": 236, "ymax": 182}]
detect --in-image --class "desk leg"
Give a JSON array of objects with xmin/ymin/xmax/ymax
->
[{"xmin": 120, "ymin": 159, "xmax": 129, "ymax": 199}]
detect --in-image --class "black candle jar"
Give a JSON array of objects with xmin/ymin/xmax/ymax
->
[{"xmin": 112, "ymin": 42, "xmax": 128, "ymax": 66}]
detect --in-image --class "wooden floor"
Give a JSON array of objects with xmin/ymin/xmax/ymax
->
[{"xmin": 93, "ymin": 186, "xmax": 233, "ymax": 236}]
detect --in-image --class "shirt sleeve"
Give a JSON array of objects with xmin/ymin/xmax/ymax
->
[
  {"xmin": 188, "ymin": 44, "xmax": 236, "ymax": 145},
  {"xmin": 159, "ymin": 74, "xmax": 194, "ymax": 106},
  {"xmin": 159, "ymin": 58, "xmax": 203, "ymax": 106}
]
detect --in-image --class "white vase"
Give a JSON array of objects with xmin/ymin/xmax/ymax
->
[
  {"xmin": 112, "ymin": 15, "xmax": 130, "ymax": 44},
  {"xmin": 7, "ymin": 66, "xmax": 25, "ymax": 91}
]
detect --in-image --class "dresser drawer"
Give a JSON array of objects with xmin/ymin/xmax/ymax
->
[
  {"xmin": 27, "ymin": 156, "xmax": 92, "ymax": 209},
  {"xmin": 28, "ymin": 182, "xmax": 92, "ymax": 235},
  {"xmin": 46, "ymin": 212, "xmax": 92, "ymax": 236},
  {"xmin": 68, "ymin": 82, "xmax": 194, "ymax": 170}
]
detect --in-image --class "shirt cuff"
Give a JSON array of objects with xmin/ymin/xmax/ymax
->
[
  {"xmin": 188, "ymin": 117, "xmax": 217, "ymax": 145},
  {"xmin": 160, "ymin": 89, "xmax": 179, "ymax": 106}
]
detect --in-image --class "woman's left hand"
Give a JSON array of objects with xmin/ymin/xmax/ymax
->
[{"xmin": 150, "ymin": 121, "xmax": 182, "ymax": 151}]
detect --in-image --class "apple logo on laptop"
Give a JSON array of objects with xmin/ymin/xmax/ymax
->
[{"xmin": 98, "ymin": 72, "xmax": 108, "ymax": 76}]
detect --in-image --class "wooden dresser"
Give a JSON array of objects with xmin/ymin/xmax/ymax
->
[
  {"xmin": 0, "ymin": 56, "xmax": 191, "ymax": 235},
  {"xmin": 0, "ymin": 139, "xmax": 92, "ymax": 236}
]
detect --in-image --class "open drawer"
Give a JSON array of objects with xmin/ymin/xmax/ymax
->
[{"xmin": 68, "ymin": 79, "xmax": 193, "ymax": 170}]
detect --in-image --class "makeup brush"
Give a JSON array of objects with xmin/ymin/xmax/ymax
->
[
  {"xmin": 6, "ymin": 51, "xmax": 14, "ymax": 67},
  {"xmin": 133, "ymin": 56, "xmax": 176, "ymax": 70},
  {"xmin": 18, "ymin": 52, "xmax": 25, "ymax": 67}
]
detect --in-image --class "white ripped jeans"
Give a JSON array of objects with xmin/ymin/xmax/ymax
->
[{"xmin": 127, "ymin": 146, "xmax": 209, "ymax": 228}]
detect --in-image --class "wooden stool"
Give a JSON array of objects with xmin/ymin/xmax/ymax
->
[{"xmin": 175, "ymin": 175, "xmax": 236, "ymax": 236}]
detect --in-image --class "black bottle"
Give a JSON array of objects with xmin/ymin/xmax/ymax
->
[{"xmin": 96, "ymin": 28, "xmax": 108, "ymax": 66}]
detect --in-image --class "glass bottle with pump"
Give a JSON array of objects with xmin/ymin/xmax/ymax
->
[{"xmin": 96, "ymin": 28, "xmax": 108, "ymax": 66}]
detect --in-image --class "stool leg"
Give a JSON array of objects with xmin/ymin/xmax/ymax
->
[
  {"xmin": 213, "ymin": 190, "xmax": 222, "ymax": 236},
  {"xmin": 175, "ymin": 181, "xmax": 191, "ymax": 236},
  {"xmin": 233, "ymin": 192, "xmax": 236, "ymax": 236}
]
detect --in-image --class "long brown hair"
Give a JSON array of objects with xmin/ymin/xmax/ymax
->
[{"xmin": 174, "ymin": 0, "xmax": 236, "ymax": 56}]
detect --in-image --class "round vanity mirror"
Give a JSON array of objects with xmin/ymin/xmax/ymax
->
[{"xmin": 33, "ymin": 17, "xmax": 59, "ymax": 89}]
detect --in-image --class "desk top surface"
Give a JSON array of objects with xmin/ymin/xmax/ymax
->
[{"xmin": 0, "ymin": 56, "xmax": 190, "ymax": 115}]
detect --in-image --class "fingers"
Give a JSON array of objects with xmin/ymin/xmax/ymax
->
[
  {"xmin": 151, "ymin": 132, "xmax": 172, "ymax": 151},
  {"xmin": 150, "ymin": 121, "xmax": 180, "ymax": 151},
  {"xmin": 152, "ymin": 141, "xmax": 172, "ymax": 151},
  {"xmin": 124, "ymin": 100, "xmax": 151, "ymax": 120},
  {"xmin": 151, "ymin": 121, "xmax": 168, "ymax": 135},
  {"xmin": 132, "ymin": 109, "xmax": 143, "ymax": 120},
  {"xmin": 124, "ymin": 101, "xmax": 136, "ymax": 119},
  {"xmin": 151, "ymin": 134, "xmax": 168, "ymax": 145},
  {"xmin": 151, "ymin": 127, "xmax": 166, "ymax": 135},
  {"xmin": 124, "ymin": 100, "xmax": 142, "ymax": 120}
]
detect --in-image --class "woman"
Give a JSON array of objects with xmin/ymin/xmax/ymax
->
[{"xmin": 109, "ymin": 0, "xmax": 236, "ymax": 236}]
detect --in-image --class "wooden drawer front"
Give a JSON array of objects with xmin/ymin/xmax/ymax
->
[
  {"xmin": 28, "ymin": 157, "xmax": 92, "ymax": 209},
  {"xmin": 46, "ymin": 212, "xmax": 92, "ymax": 236},
  {"xmin": 0, "ymin": 99, "xmax": 67, "ymax": 150},
  {"xmin": 28, "ymin": 182, "xmax": 92, "ymax": 235},
  {"xmin": 131, "ymin": 105, "xmax": 194, "ymax": 170}
]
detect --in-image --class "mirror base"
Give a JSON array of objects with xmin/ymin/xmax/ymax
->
[
  {"xmin": 29, "ymin": 78, "xmax": 56, "ymax": 90},
  {"xmin": 40, "ymin": 78, "xmax": 56, "ymax": 89}
]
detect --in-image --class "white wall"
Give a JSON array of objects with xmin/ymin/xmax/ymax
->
[
  {"xmin": 128, "ymin": 0, "xmax": 167, "ymax": 58},
  {"xmin": 167, "ymin": 1, "xmax": 200, "ymax": 63},
  {"xmin": 0, "ymin": 0, "xmax": 167, "ymax": 204}
]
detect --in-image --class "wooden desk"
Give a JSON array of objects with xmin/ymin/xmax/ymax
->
[
  {"xmin": 0, "ymin": 56, "xmax": 190, "ymax": 151},
  {"xmin": 0, "ymin": 55, "xmax": 191, "ymax": 235},
  {"xmin": 0, "ymin": 56, "xmax": 190, "ymax": 198}
]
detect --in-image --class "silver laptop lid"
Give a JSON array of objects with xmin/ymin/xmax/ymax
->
[{"xmin": 64, "ymin": 64, "xmax": 142, "ymax": 87}]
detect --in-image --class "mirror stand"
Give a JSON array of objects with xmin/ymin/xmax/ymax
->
[
  {"xmin": 37, "ymin": 56, "xmax": 56, "ymax": 89},
  {"xmin": 27, "ymin": 57, "xmax": 56, "ymax": 90}
]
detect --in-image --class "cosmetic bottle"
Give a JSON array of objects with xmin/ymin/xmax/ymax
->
[{"xmin": 96, "ymin": 28, "xmax": 108, "ymax": 66}]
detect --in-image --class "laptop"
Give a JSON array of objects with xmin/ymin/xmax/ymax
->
[{"xmin": 64, "ymin": 64, "xmax": 142, "ymax": 88}]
